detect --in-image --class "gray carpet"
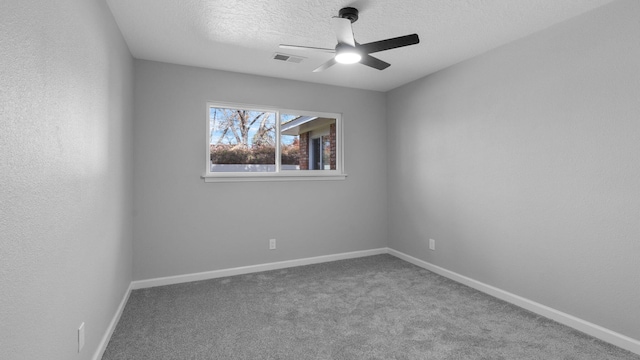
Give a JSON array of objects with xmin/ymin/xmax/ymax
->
[{"xmin": 102, "ymin": 255, "xmax": 639, "ymax": 359}]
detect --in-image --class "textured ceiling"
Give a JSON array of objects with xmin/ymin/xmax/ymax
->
[{"xmin": 105, "ymin": 0, "xmax": 616, "ymax": 92}]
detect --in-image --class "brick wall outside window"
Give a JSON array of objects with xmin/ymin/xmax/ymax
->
[
  {"xmin": 297, "ymin": 123, "xmax": 336, "ymax": 170},
  {"xmin": 329, "ymin": 123, "xmax": 336, "ymax": 170},
  {"xmin": 299, "ymin": 132, "xmax": 309, "ymax": 170}
]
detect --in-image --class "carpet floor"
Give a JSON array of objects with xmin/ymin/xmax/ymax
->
[{"xmin": 102, "ymin": 254, "xmax": 639, "ymax": 359}]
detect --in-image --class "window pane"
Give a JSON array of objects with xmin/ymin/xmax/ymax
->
[
  {"xmin": 280, "ymin": 113, "xmax": 336, "ymax": 171},
  {"xmin": 322, "ymin": 137, "xmax": 331, "ymax": 170},
  {"xmin": 209, "ymin": 107, "xmax": 276, "ymax": 172},
  {"xmin": 280, "ymin": 114, "xmax": 301, "ymax": 170}
]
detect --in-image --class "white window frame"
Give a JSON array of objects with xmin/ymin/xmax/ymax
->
[{"xmin": 203, "ymin": 102, "xmax": 346, "ymax": 183}]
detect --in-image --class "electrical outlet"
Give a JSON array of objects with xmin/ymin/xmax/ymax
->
[
  {"xmin": 429, "ymin": 239, "xmax": 435, "ymax": 251},
  {"xmin": 269, "ymin": 238, "xmax": 276, "ymax": 250},
  {"xmin": 78, "ymin": 322, "xmax": 85, "ymax": 353}
]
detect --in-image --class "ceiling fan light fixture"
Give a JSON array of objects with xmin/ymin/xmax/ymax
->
[{"xmin": 335, "ymin": 48, "xmax": 361, "ymax": 64}]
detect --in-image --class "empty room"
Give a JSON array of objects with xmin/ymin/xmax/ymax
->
[{"xmin": 1, "ymin": 0, "xmax": 639, "ymax": 359}]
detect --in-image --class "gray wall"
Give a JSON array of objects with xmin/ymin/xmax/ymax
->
[
  {"xmin": 0, "ymin": 1, "xmax": 134, "ymax": 359},
  {"xmin": 387, "ymin": 0, "xmax": 640, "ymax": 341},
  {"xmin": 132, "ymin": 60, "xmax": 388, "ymax": 280}
]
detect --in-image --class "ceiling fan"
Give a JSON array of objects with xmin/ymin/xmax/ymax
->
[{"xmin": 279, "ymin": 7, "xmax": 420, "ymax": 72}]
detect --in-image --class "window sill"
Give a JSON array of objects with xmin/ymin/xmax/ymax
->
[{"xmin": 202, "ymin": 173, "xmax": 348, "ymax": 183}]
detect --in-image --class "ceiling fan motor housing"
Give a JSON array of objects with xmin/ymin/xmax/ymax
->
[{"xmin": 339, "ymin": 7, "xmax": 359, "ymax": 23}]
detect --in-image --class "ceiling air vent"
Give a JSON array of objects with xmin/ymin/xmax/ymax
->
[{"xmin": 273, "ymin": 53, "xmax": 305, "ymax": 64}]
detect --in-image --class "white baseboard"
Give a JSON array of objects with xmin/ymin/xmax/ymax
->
[
  {"xmin": 387, "ymin": 248, "xmax": 640, "ymax": 356},
  {"xmin": 92, "ymin": 282, "xmax": 132, "ymax": 360},
  {"xmin": 131, "ymin": 248, "xmax": 388, "ymax": 290}
]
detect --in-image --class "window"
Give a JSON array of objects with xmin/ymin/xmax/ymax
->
[{"xmin": 204, "ymin": 102, "xmax": 345, "ymax": 182}]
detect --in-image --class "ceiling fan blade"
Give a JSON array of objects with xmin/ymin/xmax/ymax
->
[
  {"xmin": 279, "ymin": 44, "xmax": 335, "ymax": 53},
  {"xmin": 359, "ymin": 54, "xmax": 390, "ymax": 70},
  {"xmin": 313, "ymin": 58, "xmax": 337, "ymax": 72},
  {"xmin": 358, "ymin": 34, "xmax": 419, "ymax": 54},
  {"xmin": 332, "ymin": 17, "xmax": 356, "ymax": 47}
]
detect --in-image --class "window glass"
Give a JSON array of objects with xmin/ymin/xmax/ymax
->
[
  {"xmin": 280, "ymin": 114, "xmax": 336, "ymax": 171},
  {"xmin": 209, "ymin": 107, "xmax": 276, "ymax": 172},
  {"xmin": 280, "ymin": 114, "xmax": 300, "ymax": 171}
]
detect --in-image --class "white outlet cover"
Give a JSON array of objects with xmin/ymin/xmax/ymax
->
[{"xmin": 429, "ymin": 239, "xmax": 436, "ymax": 250}]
